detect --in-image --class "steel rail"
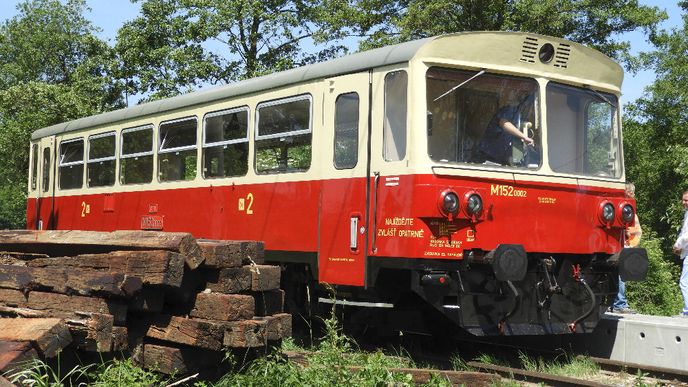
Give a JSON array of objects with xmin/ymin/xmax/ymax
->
[
  {"xmin": 284, "ymin": 351, "xmax": 499, "ymax": 386},
  {"xmin": 467, "ymin": 361, "xmax": 609, "ymax": 387},
  {"xmin": 582, "ymin": 355, "xmax": 688, "ymax": 384}
]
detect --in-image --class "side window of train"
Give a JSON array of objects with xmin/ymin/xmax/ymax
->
[
  {"xmin": 158, "ymin": 117, "xmax": 198, "ymax": 182},
  {"xmin": 334, "ymin": 93, "xmax": 359, "ymax": 169},
  {"xmin": 383, "ymin": 70, "xmax": 408, "ymax": 161},
  {"xmin": 30, "ymin": 143, "xmax": 38, "ymax": 191},
  {"xmin": 87, "ymin": 132, "xmax": 116, "ymax": 187},
  {"xmin": 42, "ymin": 148, "xmax": 50, "ymax": 192},
  {"xmin": 120, "ymin": 125, "xmax": 153, "ymax": 185},
  {"xmin": 203, "ymin": 107, "xmax": 249, "ymax": 178},
  {"xmin": 58, "ymin": 138, "xmax": 84, "ymax": 190},
  {"xmin": 255, "ymin": 95, "xmax": 312, "ymax": 174}
]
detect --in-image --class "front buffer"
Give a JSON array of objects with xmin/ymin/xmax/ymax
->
[{"xmin": 408, "ymin": 245, "xmax": 648, "ymax": 335}]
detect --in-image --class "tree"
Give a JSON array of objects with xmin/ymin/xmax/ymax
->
[
  {"xmin": 0, "ymin": 0, "xmax": 123, "ymax": 229},
  {"xmin": 115, "ymin": 0, "xmax": 347, "ymax": 101},
  {"xmin": 622, "ymin": 2, "xmax": 688, "ymax": 315},
  {"xmin": 624, "ymin": 2, "xmax": 688, "ymax": 242},
  {"xmin": 337, "ymin": 0, "xmax": 666, "ymax": 67}
]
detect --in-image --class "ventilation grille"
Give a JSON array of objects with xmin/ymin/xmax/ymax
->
[
  {"xmin": 520, "ymin": 37, "xmax": 538, "ymax": 63},
  {"xmin": 553, "ymin": 43, "xmax": 571, "ymax": 68},
  {"xmin": 520, "ymin": 38, "xmax": 572, "ymax": 68}
]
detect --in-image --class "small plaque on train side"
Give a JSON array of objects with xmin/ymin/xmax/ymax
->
[{"xmin": 140, "ymin": 215, "xmax": 164, "ymax": 230}]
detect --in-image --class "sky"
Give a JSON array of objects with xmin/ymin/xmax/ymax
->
[{"xmin": 0, "ymin": 0, "xmax": 685, "ymax": 104}]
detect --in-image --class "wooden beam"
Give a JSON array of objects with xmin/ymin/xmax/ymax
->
[
  {"xmin": 133, "ymin": 343, "xmax": 189, "ymax": 375},
  {"xmin": 0, "ymin": 264, "xmax": 142, "ymax": 297},
  {"xmin": 0, "ymin": 289, "xmax": 128, "ymax": 325},
  {"xmin": 223, "ymin": 319, "xmax": 267, "ymax": 348},
  {"xmin": 205, "ymin": 267, "xmax": 251, "ymax": 294},
  {"xmin": 0, "ymin": 318, "xmax": 72, "ymax": 358},
  {"xmin": 250, "ymin": 265, "xmax": 281, "ymax": 291},
  {"xmin": 0, "ymin": 230, "xmax": 202, "ymax": 269},
  {"xmin": 0, "ymin": 289, "xmax": 127, "ymax": 325},
  {"xmin": 31, "ymin": 291, "xmax": 128, "ymax": 325},
  {"xmin": 0, "ymin": 305, "xmax": 47, "ymax": 318},
  {"xmin": 66, "ymin": 313, "xmax": 114, "ymax": 352},
  {"xmin": 261, "ymin": 313, "xmax": 292, "ymax": 341},
  {"xmin": 146, "ymin": 316, "xmax": 225, "ymax": 351},
  {"xmin": 205, "ymin": 265, "xmax": 280, "ymax": 294},
  {"xmin": 223, "ymin": 313, "xmax": 292, "ymax": 348},
  {"xmin": 0, "ymin": 341, "xmax": 38, "ymax": 373},
  {"xmin": 189, "ymin": 293, "xmax": 254, "ymax": 321},
  {"xmin": 198, "ymin": 240, "xmax": 264, "ymax": 268},
  {"xmin": 26, "ymin": 250, "xmax": 184, "ymax": 287},
  {"xmin": 132, "ymin": 343, "xmax": 223, "ymax": 375}
]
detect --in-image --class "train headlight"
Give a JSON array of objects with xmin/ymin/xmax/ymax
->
[
  {"xmin": 620, "ymin": 204, "xmax": 634, "ymax": 224},
  {"xmin": 600, "ymin": 202, "xmax": 615, "ymax": 223},
  {"xmin": 443, "ymin": 192, "xmax": 459, "ymax": 214},
  {"xmin": 466, "ymin": 193, "xmax": 483, "ymax": 215},
  {"xmin": 438, "ymin": 190, "xmax": 460, "ymax": 218}
]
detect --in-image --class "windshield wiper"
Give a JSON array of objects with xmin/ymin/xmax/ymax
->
[
  {"xmin": 434, "ymin": 70, "xmax": 486, "ymax": 102},
  {"xmin": 584, "ymin": 85, "xmax": 617, "ymax": 109}
]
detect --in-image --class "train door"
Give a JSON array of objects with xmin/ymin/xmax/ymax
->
[
  {"xmin": 318, "ymin": 72, "xmax": 370, "ymax": 286},
  {"xmin": 35, "ymin": 136, "xmax": 55, "ymax": 229}
]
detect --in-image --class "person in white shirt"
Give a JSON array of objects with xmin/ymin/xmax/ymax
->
[{"xmin": 672, "ymin": 189, "xmax": 688, "ymax": 317}]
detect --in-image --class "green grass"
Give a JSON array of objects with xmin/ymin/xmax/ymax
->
[
  {"xmin": 475, "ymin": 353, "xmax": 510, "ymax": 368},
  {"xmin": 449, "ymin": 353, "xmax": 471, "ymax": 371},
  {"xmin": 518, "ymin": 351, "xmax": 599, "ymax": 378},
  {"xmin": 212, "ymin": 313, "xmax": 439, "ymax": 387},
  {"xmin": 4, "ymin": 356, "xmax": 92, "ymax": 387},
  {"xmin": 4, "ymin": 356, "xmax": 170, "ymax": 387},
  {"xmin": 88, "ymin": 358, "xmax": 171, "ymax": 386}
]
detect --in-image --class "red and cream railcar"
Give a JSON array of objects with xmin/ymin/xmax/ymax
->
[{"xmin": 26, "ymin": 32, "xmax": 648, "ymax": 336}]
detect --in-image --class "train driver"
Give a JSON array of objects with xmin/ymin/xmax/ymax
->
[{"xmin": 475, "ymin": 89, "xmax": 535, "ymax": 166}]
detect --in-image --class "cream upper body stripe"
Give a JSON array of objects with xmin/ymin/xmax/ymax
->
[{"xmin": 28, "ymin": 33, "xmax": 626, "ymax": 198}]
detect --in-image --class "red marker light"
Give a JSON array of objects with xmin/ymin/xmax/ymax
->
[{"xmin": 439, "ymin": 276, "xmax": 446, "ymax": 284}]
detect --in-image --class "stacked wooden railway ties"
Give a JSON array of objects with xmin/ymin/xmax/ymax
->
[{"xmin": 0, "ymin": 230, "xmax": 291, "ymax": 379}]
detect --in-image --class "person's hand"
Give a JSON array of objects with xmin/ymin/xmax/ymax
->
[
  {"xmin": 673, "ymin": 246, "xmax": 681, "ymax": 255},
  {"xmin": 522, "ymin": 136, "xmax": 535, "ymax": 146}
]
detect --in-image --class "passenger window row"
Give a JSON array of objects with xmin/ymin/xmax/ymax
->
[{"xmin": 54, "ymin": 95, "xmax": 317, "ymax": 190}]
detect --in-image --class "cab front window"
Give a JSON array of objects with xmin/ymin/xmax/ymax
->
[
  {"xmin": 426, "ymin": 67, "xmax": 540, "ymax": 169},
  {"xmin": 546, "ymin": 82, "xmax": 621, "ymax": 178}
]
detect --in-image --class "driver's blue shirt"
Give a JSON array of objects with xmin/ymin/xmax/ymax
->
[{"xmin": 478, "ymin": 105, "xmax": 519, "ymax": 165}]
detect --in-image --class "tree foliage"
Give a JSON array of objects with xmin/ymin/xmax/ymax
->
[
  {"xmin": 621, "ymin": 2, "xmax": 688, "ymax": 314},
  {"xmin": 624, "ymin": 2, "xmax": 688, "ymax": 242},
  {"xmin": 0, "ymin": 0, "xmax": 123, "ymax": 229},
  {"xmin": 115, "ymin": 0, "xmax": 347, "ymax": 100},
  {"xmin": 627, "ymin": 232, "xmax": 683, "ymax": 315},
  {"xmin": 337, "ymin": 0, "xmax": 666, "ymax": 66}
]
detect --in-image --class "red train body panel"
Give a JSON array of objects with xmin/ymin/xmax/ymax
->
[{"xmin": 27, "ymin": 173, "xmax": 629, "ymax": 286}]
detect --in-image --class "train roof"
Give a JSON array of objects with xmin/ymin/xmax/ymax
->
[{"xmin": 31, "ymin": 32, "xmax": 623, "ymax": 140}]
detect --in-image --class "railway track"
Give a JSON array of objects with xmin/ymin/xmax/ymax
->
[
  {"xmin": 468, "ymin": 358, "xmax": 688, "ymax": 386},
  {"xmin": 285, "ymin": 348, "xmax": 688, "ymax": 386},
  {"xmin": 288, "ymin": 328, "xmax": 688, "ymax": 386},
  {"xmin": 584, "ymin": 356, "xmax": 688, "ymax": 384},
  {"xmin": 286, "ymin": 349, "xmax": 688, "ymax": 386}
]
